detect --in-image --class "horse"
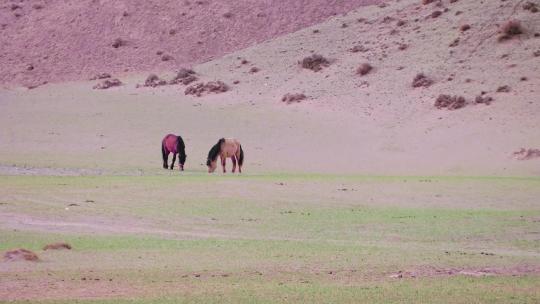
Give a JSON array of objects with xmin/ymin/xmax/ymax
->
[
  {"xmin": 161, "ymin": 134, "xmax": 187, "ymax": 171},
  {"xmin": 206, "ymin": 138, "xmax": 244, "ymax": 173}
]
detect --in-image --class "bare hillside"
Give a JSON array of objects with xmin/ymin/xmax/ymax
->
[{"xmin": 0, "ymin": 0, "xmax": 379, "ymax": 87}]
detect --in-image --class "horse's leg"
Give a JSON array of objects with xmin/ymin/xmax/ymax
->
[
  {"xmin": 221, "ymin": 155, "xmax": 226, "ymax": 173},
  {"xmin": 162, "ymin": 145, "xmax": 169, "ymax": 169},
  {"xmin": 170, "ymin": 153, "xmax": 176, "ymax": 170},
  {"xmin": 237, "ymin": 150, "xmax": 242, "ymax": 174},
  {"xmin": 232, "ymin": 155, "xmax": 237, "ymax": 173}
]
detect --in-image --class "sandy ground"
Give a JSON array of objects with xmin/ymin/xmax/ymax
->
[{"xmin": 1, "ymin": 0, "xmax": 539, "ymax": 176}]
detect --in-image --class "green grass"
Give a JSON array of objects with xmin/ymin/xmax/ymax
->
[{"xmin": 0, "ymin": 174, "xmax": 539, "ymax": 303}]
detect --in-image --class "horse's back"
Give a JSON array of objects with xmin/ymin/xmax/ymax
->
[
  {"xmin": 222, "ymin": 138, "xmax": 241, "ymax": 157},
  {"xmin": 162, "ymin": 134, "xmax": 178, "ymax": 154}
]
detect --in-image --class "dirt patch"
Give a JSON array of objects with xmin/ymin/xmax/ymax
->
[
  {"xmin": 4, "ymin": 249, "xmax": 39, "ymax": 262},
  {"xmin": 93, "ymin": 79, "xmax": 122, "ymax": 90},
  {"xmin": 435, "ymin": 94, "xmax": 466, "ymax": 110},
  {"xmin": 184, "ymin": 81, "xmax": 229, "ymax": 97},
  {"xmin": 389, "ymin": 265, "xmax": 540, "ymax": 279},
  {"xmin": 513, "ymin": 148, "xmax": 540, "ymax": 160},
  {"xmin": 299, "ymin": 54, "xmax": 330, "ymax": 72},
  {"xmin": 43, "ymin": 242, "xmax": 72, "ymax": 250},
  {"xmin": 282, "ymin": 93, "xmax": 307, "ymax": 104},
  {"xmin": 412, "ymin": 73, "xmax": 434, "ymax": 88}
]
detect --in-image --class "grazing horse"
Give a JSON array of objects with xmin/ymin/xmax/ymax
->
[
  {"xmin": 206, "ymin": 138, "xmax": 244, "ymax": 173},
  {"xmin": 161, "ymin": 134, "xmax": 187, "ymax": 171}
]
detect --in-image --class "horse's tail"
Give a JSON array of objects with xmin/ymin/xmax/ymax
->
[
  {"xmin": 177, "ymin": 136, "xmax": 187, "ymax": 164},
  {"xmin": 238, "ymin": 144, "xmax": 244, "ymax": 167}
]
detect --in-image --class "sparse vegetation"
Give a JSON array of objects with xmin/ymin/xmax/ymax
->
[
  {"xmin": 356, "ymin": 63, "xmax": 373, "ymax": 76},
  {"xmin": 435, "ymin": 94, "xmax": 466, "ymax": 110},
  {"xmin": 89, "ymin": 73, "xmax": 111, "ymax": 80},
  {"xmin": 93, "ymin": 78, "xmax": 122, "ymax": 89},
  {"xmin": 498, "ymin": 20, "xmax": 523, "ymax": 41},
  {"xmin": 4, "ymin": 248, "xmax": 39, "ymax": 261},
  {"xmin": 523, "ymin": 2, "xmax": 539, "ymax": 13},
  {"xmin": 496, "ymin": 85, "xmax": 511, "ymax": 93},
  {"xmin": 43, "ymin": 242, "xmax": 72, "ymax": 250},
  {"xmin": 141, "ymin": 74, "xmax": 167, "ymax": 88},
  {"xmin": 282, "ymin": 93, "xmax": 306, "ymax": 104},
  {"xmin": 299, "ymin": 54, "xmax": 330, "ymax": 72},
  {"xmin": 474, "ymin": 95, "xmax": 493, "ymax": 105},
  {"xmin": 112, "ymin": 38, "xmax": 126, "ymax": 48},
  {"xmin": 185, "ymin": 81, "xmax": 229, "ymax": 97},
  {"xmin": 350, "ymin": 45, "xmax": 368, "ymax": 53},
  {"xmin": 169, "ymin": 68, "xmax": 197, "ymax": 85},
  {"xmin": 460, "ymin": 24, "xmax": 471, "ymax": 32},
  {"xmin": 412, "ymin": 73, "xmax": 434, "ymax": 88}
]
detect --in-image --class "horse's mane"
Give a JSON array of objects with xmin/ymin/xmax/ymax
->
[{"xmin": 206, "ymin": 138, "xmax": 225, "ymax": 166}]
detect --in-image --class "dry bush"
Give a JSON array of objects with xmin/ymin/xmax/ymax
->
[
  {"xmin": 496, "ymin": 85, "xmax": 511, "ymax": 92},
  {"xmin": 435, "ymin": 94, "xmax": 466, "ymax": 110},
  {"xmin": 431, "ymin": 10, "xmax": 442, "ymax": 18},
  {"xmin": 534, "ymin": 50, "xmax": 540, "ymax": 57},
  {"xmin": 397, "ymin": 20, "xmax": 406, "ymax": 26},
  {"xmin": 141, "ymin": 74, "xmax": 167, "ymax": 87},
  {"xmin": 282, "ymin": 93, "xmax": 306, "ymax": 104},
  {"xmin": 422, "ymin": 0, "xmax": 435, "ymax": 4},
  {"xmin": 523, "ymin": 2, "xmax": 539, "ymax": 13},
  {"xmin": 169, "ymin": 68, "xmax": 197, "ymax": 85},
  {"xmin": 412, "ymin": 73, "xmax": 434, "ymax": 88},
  {"xmin": 161, "ymin": 54, "xmax": 174, "ymax": 61},
  {"xmin": 350, "ymin": 45, "xmax": 368, "ymax": 53},
  {"xmin": 90, "ymin": 73, "xmax": 111, "ymax": 80},
  {"xmin": 43, "ymin": 242, "xmax": 72, "ymax": 250},
  {"xmin": 299, "ymin": 54, "xmax": 330, "ymax": 72},
  {"xmin": 498, "ymin": 20, "xmax": 523, "ymax": 41},
  {"xmin": 112, "ymin": 38, "xmax": 126, "ymax": 48},
  {"xmin": 4, "ymin": 249, "xmax": 39, "ymax": 261},
  {"xmin": 474, "ymin": 95, "xmax": 493, "ymax": 105},
  {"xmin": 513, "ymin": 148, "xmax": 540, "ymax": 160},
  {"xmin": 356, "ymin": 63, "xmax": 373, "ymax": 76},
  {"xmin": 185, "ymin": 81, "xmax": 229, "ymax": 97},
  {"xmin": 93, "ymin": 78, "xmax": 122, "ymax": 89},
  {"xmin": 449, "ymin": 38, "xmax": 460, "ymax": 47},
  {"xmin": 249, "ymin": 67, "xmax": 260, "ymax": 73},
  {"xmin": 460, "ymin": 24, "xmax": 471, "ymax": 32},
  {"xmin": 398, "ymin": 43, "xmax": 408, "ymax": 50}
]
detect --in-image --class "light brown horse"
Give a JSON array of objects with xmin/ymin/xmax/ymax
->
[{"xmin": 206, "ymin": 138, "xmax": 244, "ymax": 173}]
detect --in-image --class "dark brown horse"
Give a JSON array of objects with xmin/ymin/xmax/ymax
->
[
  {"xmin": 162, "ymin": 134, "xmax": 187, "ymax": 171},
  {"xmin": 206, "ymin": 138, "xmax": 244, "ymax": 173}
]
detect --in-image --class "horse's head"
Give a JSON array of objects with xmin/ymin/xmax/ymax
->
[
  {"xmin": 206, "ymin": 138, "xmax": 224, "ymax": 173},
  {"xmin": 206, "ymin": 158, "xmax": 217, "ymax": 173},
  {"xmin": 177, "ymin": 136, "xmax": 187, "ymax": 171},
  {"xmin": 179, "ymin": 155, "xmax": 186, "ymax": 171}
]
